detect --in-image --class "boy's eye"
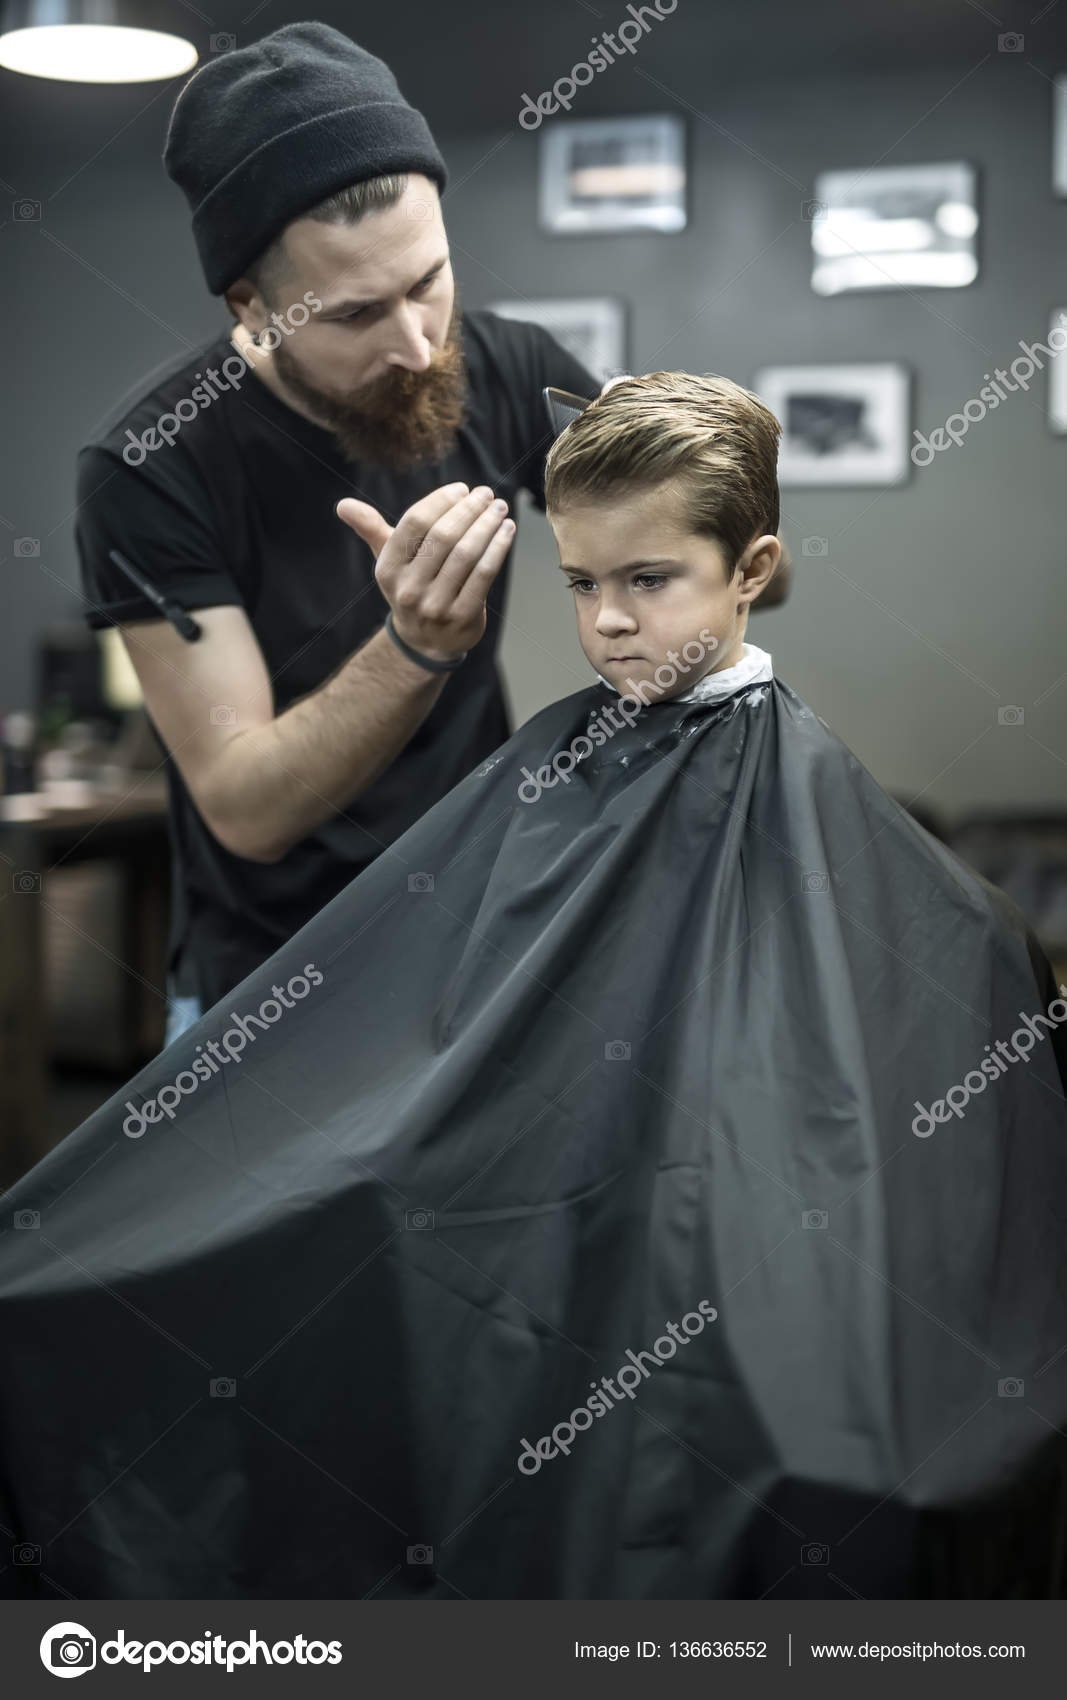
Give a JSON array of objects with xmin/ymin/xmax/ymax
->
[
  {"xmin": 567, "ymin": 571, "xmax": 666, "ymax": 591},
  {"xmin": 568, "ymin": 573, "xmax": 667, "ymax": 594}
]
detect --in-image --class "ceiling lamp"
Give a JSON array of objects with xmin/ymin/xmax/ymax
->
[{"xmin": 0, "ymin": 0, "xmax": 197, "ymax": 82}]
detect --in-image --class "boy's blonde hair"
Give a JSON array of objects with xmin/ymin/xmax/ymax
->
[{"xmin": 544, "ymin": 371, "xmax": 781, "ymax": 579}]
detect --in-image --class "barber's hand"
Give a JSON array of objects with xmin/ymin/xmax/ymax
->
[{"xmin": 336, "ymin": 483, "xmax": 514, "ymax": 662}]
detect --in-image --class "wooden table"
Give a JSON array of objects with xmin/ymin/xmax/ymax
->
[{"xmin": 0, "ymin": 778, "xmax": 169, "ymax": 1186}]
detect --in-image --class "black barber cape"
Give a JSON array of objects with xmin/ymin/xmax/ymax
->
[{"xmin": 3, "ymin": 671, "xmax": 1067, "ymax": 1601}]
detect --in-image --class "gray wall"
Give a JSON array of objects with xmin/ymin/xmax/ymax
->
[{"xmin": 2, "ymin": 12, "xmax": 1065, "ymax": 821}]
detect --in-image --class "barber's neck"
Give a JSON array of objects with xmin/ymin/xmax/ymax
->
[{"xmin": 228, "ymin": 321, "xmax": 322, "ymax": 428}]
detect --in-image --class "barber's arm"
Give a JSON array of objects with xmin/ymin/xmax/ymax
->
[{"xmin": 118, "ymin": 483, "xmax": 514, "ymax": 864}]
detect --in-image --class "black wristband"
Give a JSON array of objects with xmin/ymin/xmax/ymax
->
[{"xmin": 384, "ymin": 610, "xmax": 468, "ymax": 674}]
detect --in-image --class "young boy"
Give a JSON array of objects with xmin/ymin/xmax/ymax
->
[{"xmin": 2, "ymin": 375, "xmax": 1066, "ymax": 1604}]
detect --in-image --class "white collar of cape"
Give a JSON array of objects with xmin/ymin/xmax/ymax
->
[{"xmin": 594, "ymin": 641, "xmax": 774, "ymax": 705}]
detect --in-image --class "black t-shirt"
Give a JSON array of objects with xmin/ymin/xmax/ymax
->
[{"xmin": 75, "ymin": 308, "xmax": 600, "ymax": 1010}]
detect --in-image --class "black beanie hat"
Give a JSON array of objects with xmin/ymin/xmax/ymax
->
[{"xmin": 163, "ymin": 21, "xmax": 448, "ymax": 296}]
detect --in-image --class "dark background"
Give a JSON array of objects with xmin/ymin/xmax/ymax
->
[{"xmin": 2, "ymin": 0, "xmax": 1066, "ymax": 815}]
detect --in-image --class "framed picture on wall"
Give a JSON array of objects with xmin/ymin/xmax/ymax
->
[
  {"xmin": 1054, "ymin": 78, "xmax": 1067, "ymax": 195},
  {"xmin": 810, "ymin": 161, "xmax": 979, "ymax": 294},
  {"xmin": 485, "ymin": 297, "xmax": 627, "ymax": 383},
  {"xmin": 539, "ymin": 113, "xmax": 686, "ymax": 234},
  {"xmin": 1050, "ymin": 308, "xmax": 1067, "ymax": 432},
  {"xmin": 753, "ymin": 363, "xmax": 911, "ymax": 487}
]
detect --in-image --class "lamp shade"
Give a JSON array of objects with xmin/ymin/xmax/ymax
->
[{"xmin": 0, "ymin": 0, "xmax": 197, "ymax": 81}]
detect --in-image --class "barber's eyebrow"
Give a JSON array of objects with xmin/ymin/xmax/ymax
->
[
  {"xmin": 558, "ymin": 558, "xmax": 684, "ymax": 578},
  {"xmin": 318, "ymin": 253, "xmax": 450, "ymax": 315}
]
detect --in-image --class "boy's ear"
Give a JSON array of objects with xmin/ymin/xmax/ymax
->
[
  {"xmin": 737, "ymin": 533, "xmax": 782, "ymax": 603},
  {"xmin": 753, "ymin": 535, "xmax": 793, "ymax": 610}
]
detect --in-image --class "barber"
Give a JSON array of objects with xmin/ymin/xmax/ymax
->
[{"xmin": 75, "ymin": 22, "xmax": 789, "ymax": 1044}]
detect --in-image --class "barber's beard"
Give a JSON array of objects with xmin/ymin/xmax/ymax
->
[{"xmin": 270, "ymin": 299, "xmax": 469, "ymax": 471}]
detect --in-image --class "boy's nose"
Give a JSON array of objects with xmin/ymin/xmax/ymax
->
[{"xmin": 594, "ymin": 610, "xmax": 638, "ymax": 636}]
